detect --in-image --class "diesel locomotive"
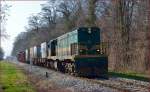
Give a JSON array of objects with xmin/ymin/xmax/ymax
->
[{"xmin": 18, "ymin": 27, "xmax": 108, "ymax": 78}]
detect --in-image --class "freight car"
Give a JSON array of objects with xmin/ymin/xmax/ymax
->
[
  {"xmin": 25, "ymin": 49, "xmax": 30, "ymax": 64},
  {"xmin": 17, "ymin": 51, "xmax": 25, "ymax": 63},
  {"xmin": 18, "ymin": 27, "xmax": 108, "ymax": 78}
]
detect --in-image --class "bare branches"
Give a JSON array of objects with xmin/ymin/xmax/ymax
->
[{"xmin": 28, "ymin": 15, "xmax": 41, "ymax": 31}]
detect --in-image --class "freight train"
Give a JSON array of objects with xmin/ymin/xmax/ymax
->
[{"xmin": 17, "ymin": 27, "xmax": 108, "ymax": 78}]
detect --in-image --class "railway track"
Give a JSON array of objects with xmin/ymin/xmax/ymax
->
[{"xmin": 77, "ymin": 77, "xmax": 149, "ymax": 92}]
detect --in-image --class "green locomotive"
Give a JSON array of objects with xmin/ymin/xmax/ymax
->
[{"xmin": 20, "ymin": 27, "xmax": 108, "ymax": 78}]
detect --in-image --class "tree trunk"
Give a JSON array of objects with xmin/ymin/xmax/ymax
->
[
  {"xmin": 86, "ymin": 0, "xmax": 97, "ymax": 26},
  {"xmin": 147, "ymin": 0, "xmax": 150, "ymax": 74},
  {"xmin": 114, "ymin": 0, "xmax": 135, "ymax": 71}
]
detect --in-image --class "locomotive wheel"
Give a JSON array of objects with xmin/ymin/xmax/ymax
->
[
  {"xmin": 46, "ymin": 60, "xmax": 49, "ymax": 68},
  {"xmin": 47, "ymin": 62, "xmax": 50, "ymax": 68},
  {"xmin": 54, "ymin": 61, "xmax": 58, "ymax": 71},
  {"xmin": 57, "ymin": 61, "xmax": 65, "ymax": 73},
  {"xmin": 50, "ymin": 61, "xmax": 53, "ymax": 69},
  {"xmin": 71, "ymin": 63, "xmax": 78, "ymax": 76},
  {"xmin": 71, "ymin": 64, "xmax": 75, "ymax": 75},
  {"xmin": 68, "ymin": 63, "xmax": 73, "ymax": 75},
  {"xmin": 64, "ymin": 62, "xmax": 76, "ymax": 76},
  {"xmin": 65, "ymin": 62, "xmax": 68, "ymax": 73},
  {"xmin": 45, "ymin": 60, "xmax": 47, "ymax": 67}
]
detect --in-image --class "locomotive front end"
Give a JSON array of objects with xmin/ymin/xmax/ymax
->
[
  {"xmin": 74, "ymin": 27, "xmax": 108, "ymax": 78},
  {"xmin": 75, "ymin": 55, "xmax": 108, "ymax": 78}
]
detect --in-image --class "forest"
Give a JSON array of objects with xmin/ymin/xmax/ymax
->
[{"xmin": 11, "ymin": 0, "xmax": 150, "ymax": 75}]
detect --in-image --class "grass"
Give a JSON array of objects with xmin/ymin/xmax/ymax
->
[
  {"xmin": 0, "ymin": 61, "xmax": 36, "ymax": 92},
  {"xmin": 109, "ymin": 71, "xmax": 150, "ymax": 82}
]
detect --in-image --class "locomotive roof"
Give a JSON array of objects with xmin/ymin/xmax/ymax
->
[
  {"xmin": 26, "ymin": 27, "xmax": 100, "ymax": 50},
  {"xmin": 47, "ymin": 27, "xmax": 100, "ymax": 44}
]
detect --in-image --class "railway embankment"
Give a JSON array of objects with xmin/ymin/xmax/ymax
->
[{"xmin": 9, "ymin": 61, "xmax": 150, "ymax": 92}]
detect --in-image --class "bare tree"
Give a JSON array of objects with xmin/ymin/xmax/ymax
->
[
  {"xmin": 113, "ymin": 0, "xmax": 138, "ymax": 71},
  {"xmin": 0, "ymin": 3, "xmax": 10, "ymax": 43},
  {"xmin": 28, "ymin": 14, "xmax": 41, "ymax": 31},
  {"xmin": 146, "ymin": 0, "xmax": 150, "ymax": 74},
  {"xmin": 56, "ymin": 0, "xmax": 79, "ymax": 30},
  {"xmin": 86, "ymin": 0, "xmax": 98, "ymax": 26},
  {"xmin": 40, "ymin": 2, "xmax": 57, "ymax": 29},
  {"xmin": 0, "ymin": 3, "xmax": 10, "ymax": 58}
]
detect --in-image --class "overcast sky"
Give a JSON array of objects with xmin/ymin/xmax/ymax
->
[{"xmin": 2, "ymin": 1, "xmax": 46, "ymax": 57}]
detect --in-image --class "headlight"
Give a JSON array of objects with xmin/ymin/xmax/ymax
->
[
  {"xmin": 79, "ymin": 50, "xmax": 83, "ymax": 52},
  {"xmin": 88, "ymin": 28, "xmax": 91, "ymax": 34},
  {"xmin": 96, "ymin": 49, "xmax": 100, "ymax": 52}
]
